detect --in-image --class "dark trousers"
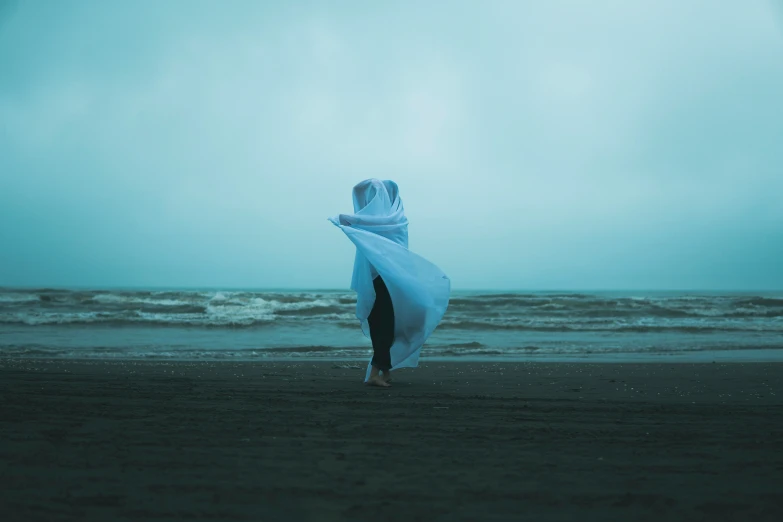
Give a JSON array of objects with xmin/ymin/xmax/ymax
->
[{"xmin": 368, "ymin": 276, "xmax": 394, "ymax": 372}]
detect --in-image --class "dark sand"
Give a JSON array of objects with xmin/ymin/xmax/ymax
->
[{"xmin": 1, "ymin": 359, "xmax": 782, "ymax": 521}]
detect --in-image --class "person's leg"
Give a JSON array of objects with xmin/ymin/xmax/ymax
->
[
  {"xmin": 367, "ymin": 276, "xmax": 394, "ymax": 387},
  {"xmin": 367, "ymin": 362, "xmax": 390, "ymax": 387},
  {"xmin": 368, "ymin": 364, "xmax": 386, "ymax": 385}
]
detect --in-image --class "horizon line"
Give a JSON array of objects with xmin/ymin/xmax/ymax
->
[{"xmin": 1, "ymin": 285, "xmax": 782, "ymax": 294}]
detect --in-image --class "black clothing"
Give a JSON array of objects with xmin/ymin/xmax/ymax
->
[{"xmin": 368, "ymin": 275, "xmax": 394, "ymax": 371}]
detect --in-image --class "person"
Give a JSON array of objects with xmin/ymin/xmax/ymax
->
[{"xmin": 329, "ymin": 179, "xmax": 450, "ymax": 387}]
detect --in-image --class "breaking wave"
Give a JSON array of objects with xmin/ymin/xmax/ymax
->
[{"xmin": 1, "ymin": 289, "xmax": 782, "ymax": 333}]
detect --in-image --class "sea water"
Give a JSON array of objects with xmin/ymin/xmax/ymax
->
[{"xmin": 1, "ymin": 288, "xmax": 782, "ymax": 361}]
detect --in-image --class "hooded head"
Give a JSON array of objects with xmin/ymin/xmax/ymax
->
[{"xmin": 352, "ymin": 178, "xmax": 401, "ymax": 215}]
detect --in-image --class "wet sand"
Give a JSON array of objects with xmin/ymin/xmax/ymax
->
[{"xmin": 1, "ymin": 359, "xmax": 781, "ymax": 521}]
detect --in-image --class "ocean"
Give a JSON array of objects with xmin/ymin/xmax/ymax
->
[{"xmin": 1, "ymin": 288, "xmax": 782, "ymax": 362}]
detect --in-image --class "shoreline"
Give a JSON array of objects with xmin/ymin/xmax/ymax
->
[{"xmin": 3, "ymin": 346, "xmax": 783, "ymax": 364}]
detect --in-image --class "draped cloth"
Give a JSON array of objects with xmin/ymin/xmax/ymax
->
[{"xmin": 329, "ymin": 179, "xmax": 451, "ymax": 382}]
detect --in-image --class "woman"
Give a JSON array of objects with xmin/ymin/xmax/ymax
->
[{"xmin": 329, "ymin": 179, "xmax": 451, "ymax": 387}]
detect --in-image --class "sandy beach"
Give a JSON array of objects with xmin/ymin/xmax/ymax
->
[{"xmin": 1, "ymin": 359, "xmax": 781, "ymax": 521}]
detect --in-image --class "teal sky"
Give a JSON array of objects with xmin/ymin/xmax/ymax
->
[{"xmin": 1, "ymin": 0, "xmax": 782, "ymax": 290}]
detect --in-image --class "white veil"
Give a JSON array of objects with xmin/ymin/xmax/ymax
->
[{"xmin": 329, "ymin": 179, "xmax": 451, "ymax": 381}]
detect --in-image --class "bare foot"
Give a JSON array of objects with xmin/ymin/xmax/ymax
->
[
  {"xmin": 382, "ymin": 372, "xmax": 393, "ymax": 383},
  {"xmin": 366, "ymin": 375, "xmax": 391, "ymax": 387}
]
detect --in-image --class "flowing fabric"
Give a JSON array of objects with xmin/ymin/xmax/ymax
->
[{"xmin": 329, "ymin": 179, "xmax": 451, "ymax": 381}]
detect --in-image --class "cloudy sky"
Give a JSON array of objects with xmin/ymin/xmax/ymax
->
[{"xmin": 1, "ymin": 0, "xmax": 782, "ymax": 290}]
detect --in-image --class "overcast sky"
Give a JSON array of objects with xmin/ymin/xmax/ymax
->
[{"xmin": 1, "ymin": 0, "xmax": 782, "ymax": 290}]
